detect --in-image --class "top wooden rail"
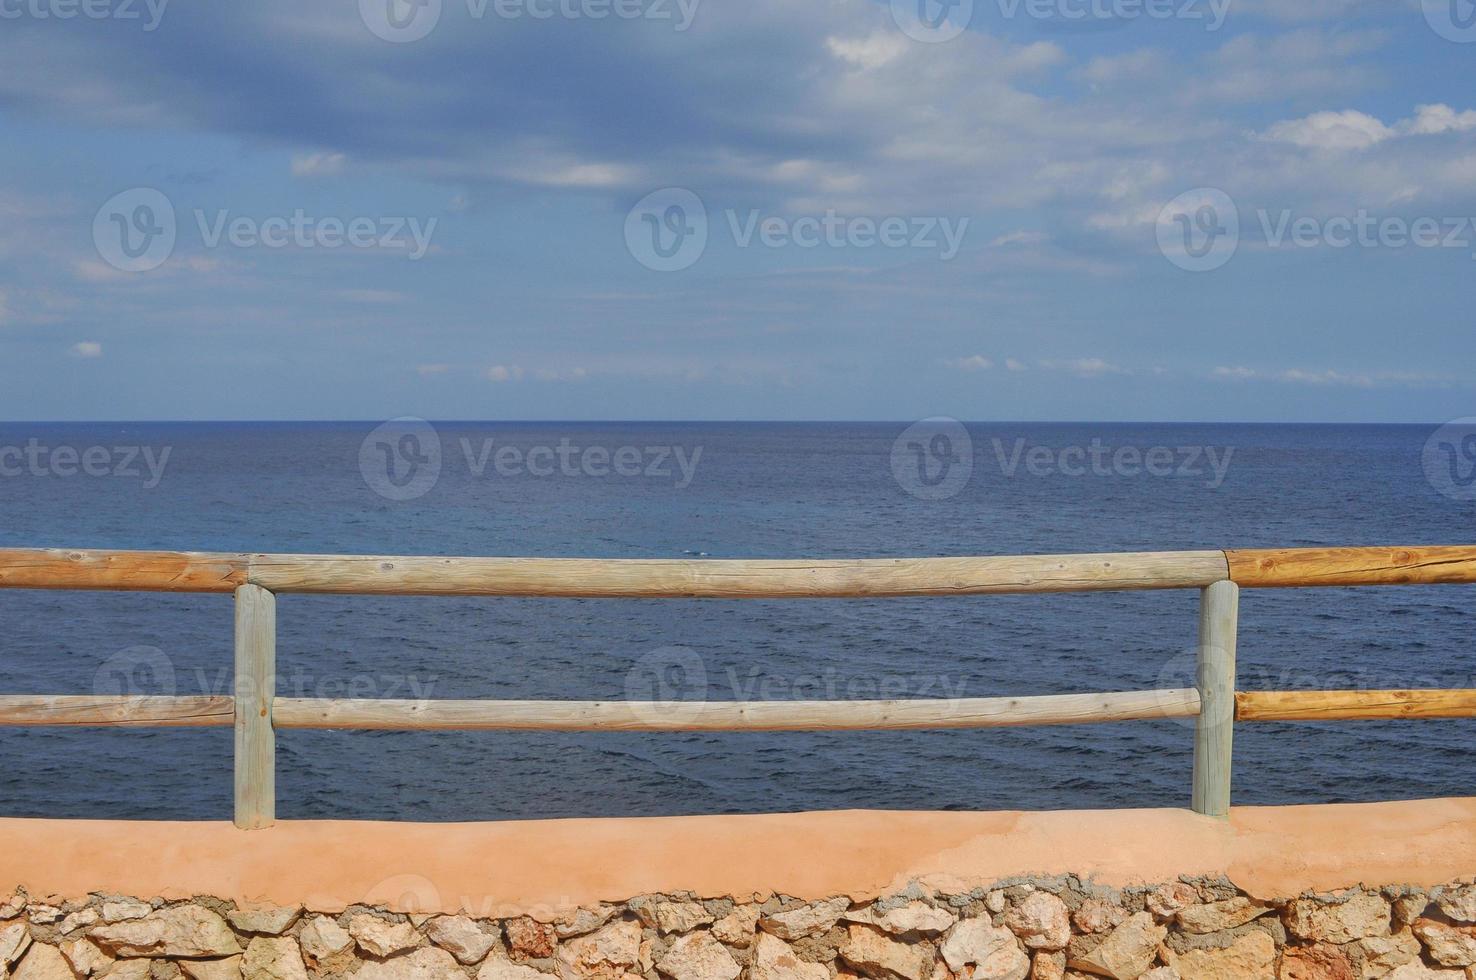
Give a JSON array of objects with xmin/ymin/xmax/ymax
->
[
  {"xmin": 0, "ymin": 548, "xmax": 1228, "ymax": 597},
  {"xmin": 0, "ymin": 545, "xmax": 1473, "ymax": 596},
  {"xmin": 1224, "ymin": 546, "xmax": 1476, "ymax": 588}
]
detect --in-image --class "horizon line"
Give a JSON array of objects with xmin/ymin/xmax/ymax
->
[{"xmin": 0, "ymin": 418, "xmax": 1454, "ymax": 427}]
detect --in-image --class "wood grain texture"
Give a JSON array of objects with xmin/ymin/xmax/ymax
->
[
  {"xmin": 1226, "ymin": 546, "xmax": 1476, "ymax": 588},
  {"xmin": 248, "ymin": 552, "xmax": 1230, "ymax": 596},
  {"xmin": 0, "ymin": 695, "xmax": 232, "ymax": 726},
  {"xmin": 0, "ymin": 548, "xmax": 1230, "ymax": 596},
  {"xmin": 1237, "ymin": 689, "xmax": 1476, "ymax": 721},
  {"xmin": 0, "ymin": 548, "xmax": 247, "ymax": 592},
  {"xmin": 272, "ymin": 689, "xmax": 1202, "ymax": 731},
  {"xmin": 234, "ymin": 584, "xmax": 276, "ymax": 830},
  {"xmin": 1192, "ymin": 580, "xmax": 1239, "ymax": 819}
]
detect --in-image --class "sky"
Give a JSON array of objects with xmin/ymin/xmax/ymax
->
[{"xmin": 0, "ymin": 0, "xmax": 1474, "ymax": 421}]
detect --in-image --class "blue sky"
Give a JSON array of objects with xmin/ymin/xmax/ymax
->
[{"xmin": 1, "ymin": 0, "xmax": 1474, "ymax": 421}]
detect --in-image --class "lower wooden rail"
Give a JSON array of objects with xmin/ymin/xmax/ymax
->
[
  {"xmin": 13, "ymin": 689, "xmax": 1475, "ymax": 730},
  {"xmin": 271, "ymin": 690, "xmax": 1200, "ymax": 731},
  {"xmin": 0, "ymin": 691, "xmax": 1202, "ymax": 731},
  {"xmin": 0, "ymin": 695, "xmax": 232, "ymax": 726}
]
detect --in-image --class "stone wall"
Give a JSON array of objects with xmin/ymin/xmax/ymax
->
[{"xmin": 4, "ymin": 876, "xmax": 1476, "ymax": 980}]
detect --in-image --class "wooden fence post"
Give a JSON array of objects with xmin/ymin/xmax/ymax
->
[
  {"xmin": 234, "ymin": 583, "xmax": 276, "ymax": 829},
  {"xmin": 1192, "ymin": 579, "xmax": 1239, "ymax": 817}
]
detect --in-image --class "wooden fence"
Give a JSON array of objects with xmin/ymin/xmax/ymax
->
[{"xmin": 1, "ymin": 545, "xmax": 1474, "ymax": 829}]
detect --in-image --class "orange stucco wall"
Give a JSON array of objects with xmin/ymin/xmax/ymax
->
[{"xmin": 3, "ymin": 798, "xmax": 1475, "ymax": 916}]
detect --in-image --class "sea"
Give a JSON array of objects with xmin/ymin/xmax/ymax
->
[{"xmin": 0, "ymin": 420, "xmax": 1472, "ymax": 822}]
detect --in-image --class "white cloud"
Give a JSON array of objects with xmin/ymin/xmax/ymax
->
[
  {"xmin": 1004, "ymin": 41, "xmax": 1067, "ymax": 75},
  {"xmin": 181, "ymin": 256, "xmax": 223, "ymax": 274},
  {"xmin": 989, "ymin": 230, "xmax": 1048, "ymax": 248},
  {"xmin": 825, "ymin": 32, "xmax": 909, "ymax": 71},
  {"xmin": 1194, "ymin": 29, "xmax": 1387, "ymax": 105},
  {"xmin": 1076, "ymin": 50, "xmax": 1165, "ymax": 86},
  {"xmin": 1211, "ymin": 366, "xmax": 1452, "ymax": 387},
  {"xmin": 482, "ymin": 363, "xmax": 596, "ymax": 383},
  {"xmin": 1260, "ymin": 104, "xmax": 1476, "ymax": 151},
  {"xmin": 533, "ymin": 366, "xmax": 590, "ymax": 382},
  {"xmin": 509, "ymin": 161, "xmax": 637, "ymax": 189},
  {"xmin": 1261, "ymin": 109, "xmax": 1393, "ymax": 151},
  {"xmin": 1005, "ymin": 358, "xmax": 1026, "ymax": 372},
  {"xmin": 1087, "ymin": 202, "xmax": 1162, "ymax": 232},
  {"xmin": 0, "ymin": 3, "xmax": 1424, "ymax": 236},
  {"xmin": 769, "ymin": 159, "xmax": 819, "ymax": 182},
  {"xmin": 291, "ymin": 152, "xmax": 345, "ymax": 177},
  {"xmin": 69, "ymin": 341, "xmax": 102, "ymax": 358},
  {"xmin": 72, "ymin": 260, "xmax": 128, "ymax": 283},
  {"xmin": 1040, "ymin": 357, "xmax": 1126, "ymax": 377},
  {"xmin": 1280, "ymin": 368, "xmax": 1366, "ymax": 385},
  {"xmin": 947, "ymin": 355, "xmax": 993, "ymax": 371},
  {"xmin": 1405, "ymin": 104, "xmax": 1476, "ymax": 136},
  {"xmin": 416, "ymin": 364, "xmax": 449, "ymax": 377},
  {"xmin": 71, "ymin": 254, "xmax": 232, "ymax": 284},
  {"xmin": 399, "ymin": 141, "xmax": 643, "ymax": 190},
  {"xmin": 487, "ymin": 365, "xmax": 525, "ymax": 383},
  {"xmin": 543, "ymin": 163, "xmax": 636, "ymax": 188}
]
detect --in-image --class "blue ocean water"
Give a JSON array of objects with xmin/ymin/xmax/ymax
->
[{"xmin": 0, "ymin": 421, "xmax": 1472, "ymax": 821}]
